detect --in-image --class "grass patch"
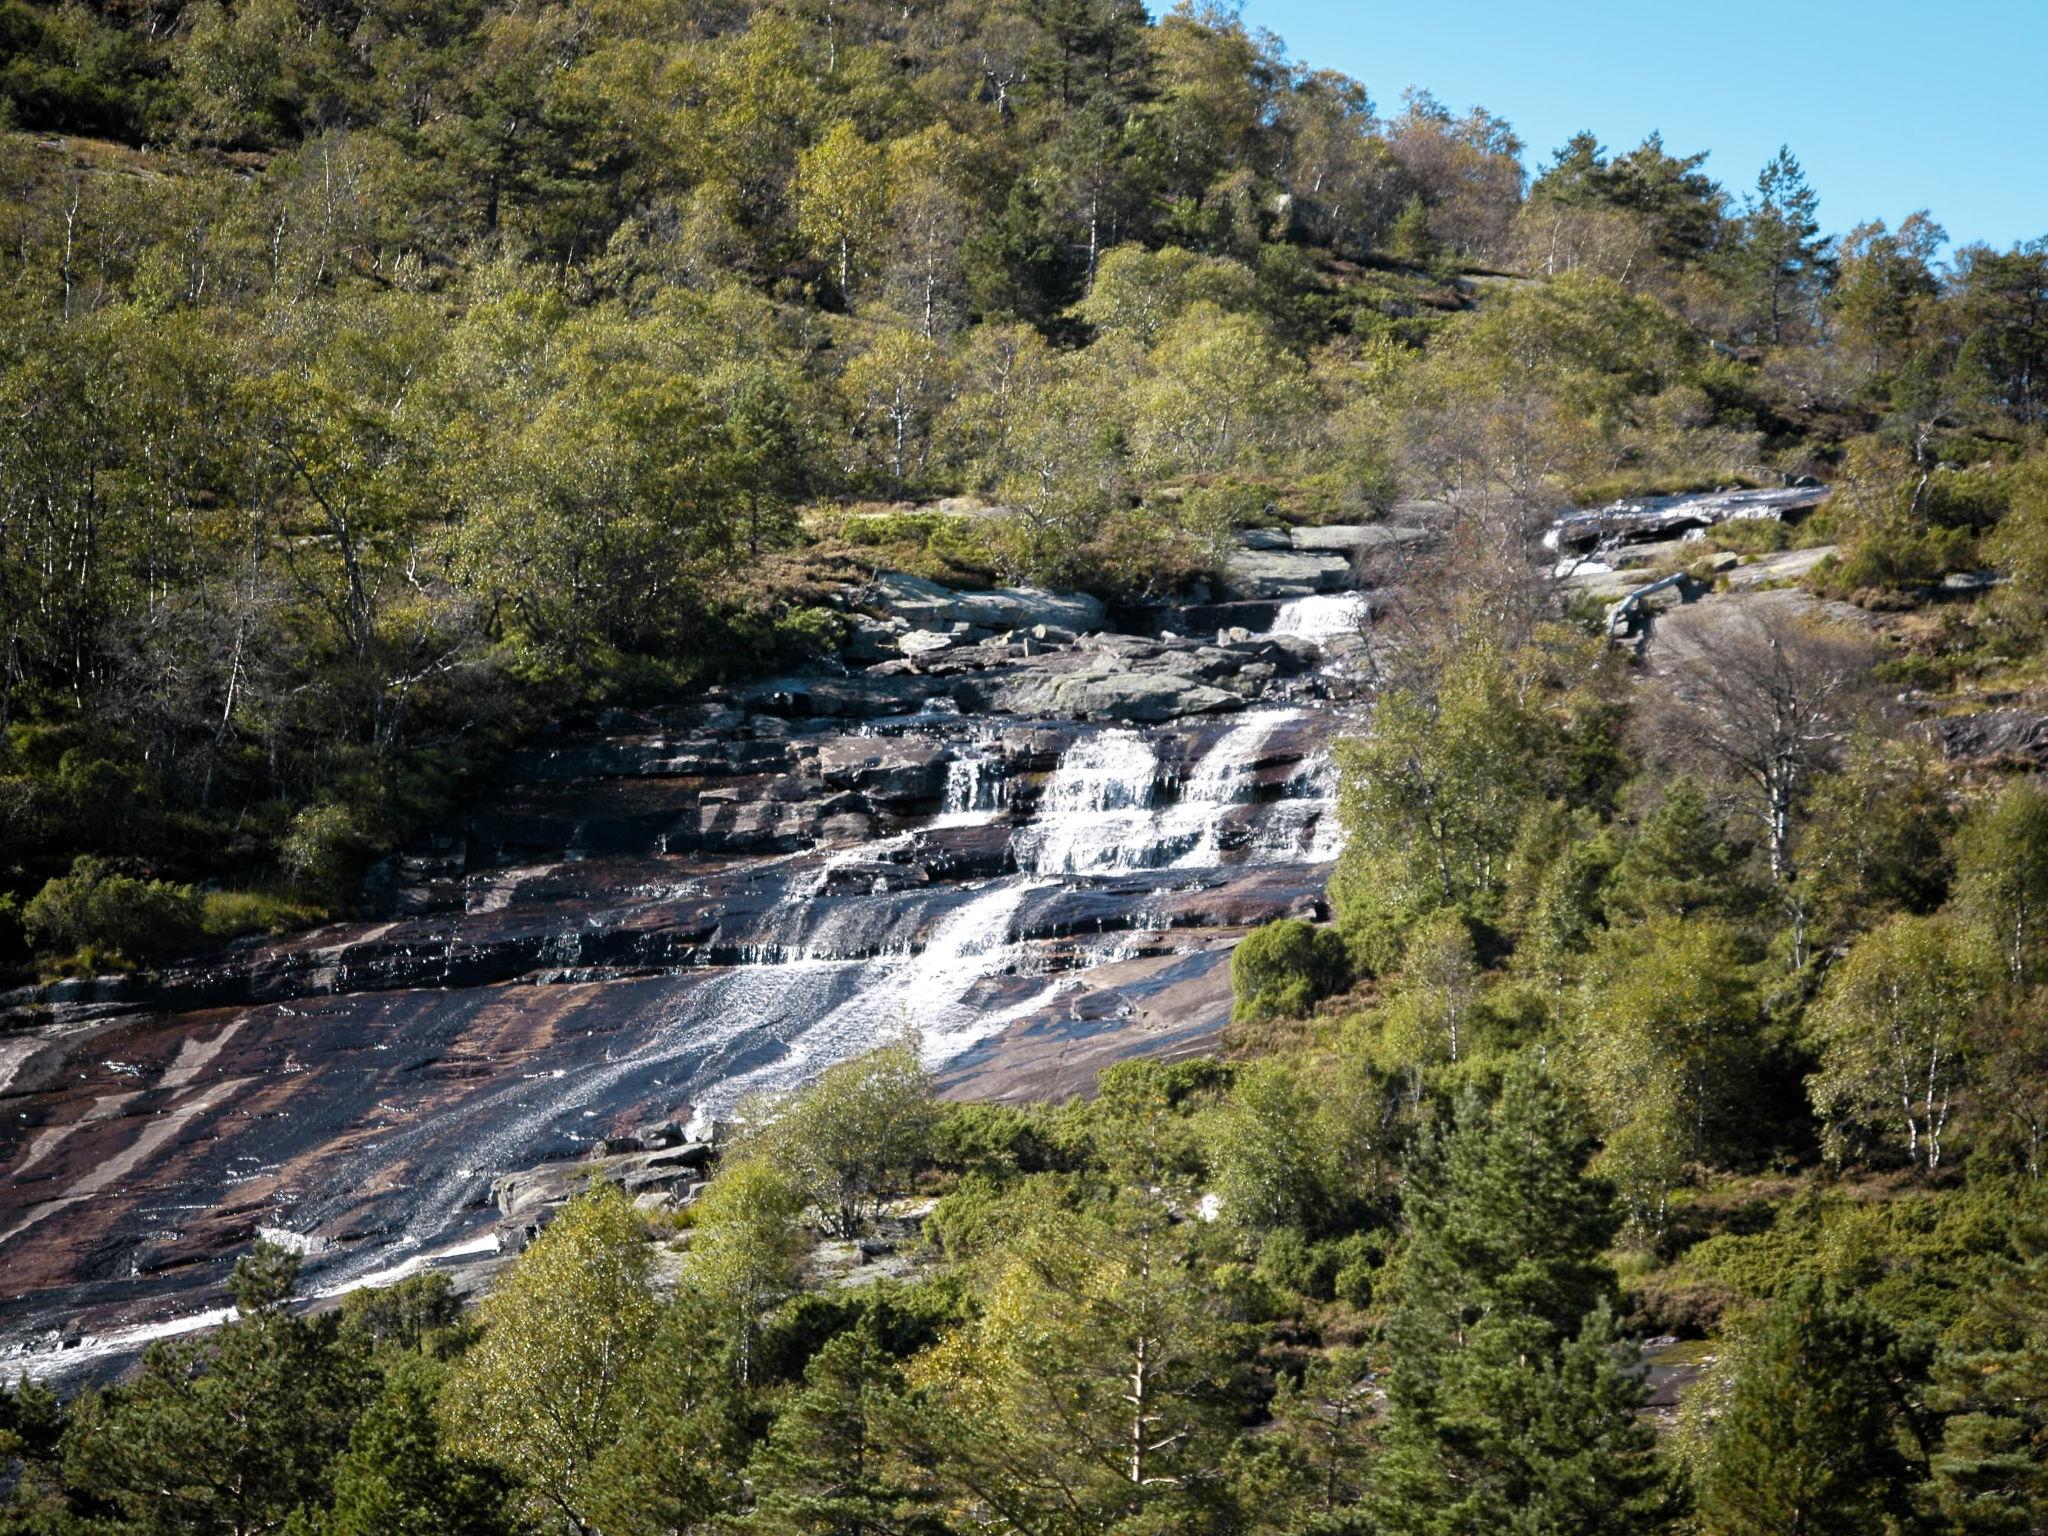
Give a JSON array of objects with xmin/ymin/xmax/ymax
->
[{"xmin": 200, "ymin": 888, "xmax": 330, "ymax": 944}]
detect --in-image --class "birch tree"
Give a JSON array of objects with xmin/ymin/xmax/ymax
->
[
  {"xmin": 1807, "ymin": 913, "xmax": 1994, "ymax": 1173},
  {"xmin": 1641, "ymin": 608, "xmax": 1875, "ymax": 889},
  {"xmin": 1957, "ymin": 781, "xmax": 2048, "ymax": 984},
  {"xmin": 443, "ymin": 1182, "xmax": 658, "ymax": 1535},
  {"xmin": 906, "ymin": 1198, "xmax": 1239, "ymax": 1534}
]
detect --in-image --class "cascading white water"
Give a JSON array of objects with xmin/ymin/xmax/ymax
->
[
  {"xmin": 1014, "ymin": 730, "xmax": 1162, "ymax": 874},
  {"xmin": 684, "ymin": 876, "xmax": 1052, "ymax": 1133},
  {"xmin": 1248, "ymin": 751, "xmax": 1345, "ymax": 862},
  {"xmin": 1167, "ymin": 709, "xmax": 1299, "ymax": 868},
  {"xmin": 929, "ymin": 754, "xmax": 1005, "ymax": 828},
  {"xmin": 787, "ymin": 832, "xmax": 916, "ymax": 902},
  {"xmin": 1270, "ymin": 591, "xmax": 1368, "ymax": 640}
]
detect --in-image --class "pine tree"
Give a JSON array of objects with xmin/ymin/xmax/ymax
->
[
  {"xmin": 1600, "ymin": 779, "xmax": 1742, "ymax": 923},
  {"xmin": 906, "ymin": 1194, "xmax": 1244, "ymax": 1535},
  {"xmin": 1696, "ymin": 1274, "xmax": 1916, "ymax": 1536},
  {"xmin": 1386, "ymin": 1055, "xmax": 1617, "ymax": 1386},
  {"xmin": 1373, "ymin": 1304, "xmax": 1670, "ymax": 1536},
  {"xmin": 741, "ymin": 1321, "xmax": 945, "ymax": 1536},
  {"xmin": 60, "ymin": 1243, "xmax": 372, "ymax": 1536},
  {"xmin": 1370, "ymin": 1058, "xmax": 1667, "ymax": 1536},
  {"xmin": 294, "ymin": 1359, "xmax": 511, "ymax": 1536},
  {"xmin": 1930, "ymin": 1220, "xmax": 2048, "ymax": 1534},
  {"xmin": 1730, "ymin": 145, "xmax": 1835, "ymax": 344}
]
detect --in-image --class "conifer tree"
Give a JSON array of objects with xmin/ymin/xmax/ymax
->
[
  {"xmin": 1696, "ymin": 1274, "xmax": 1917, "ymax": 1536},
  {"xmin": 741, "ymin": 1321, "xmax": 945, "ymax": 1536},
  {"xmin": 585, "ymin": 1291, "xmax": 750, "ymax": 1536},
  {"xmin": 1371, "ymin": 1058, "xmax": 1666, "ymax": 1536},
  {"xmin": 1929, "ymin": 1220, "xmax": 2048, "ymax": 1534},
  {"xmin": 1730, "ymin": 145, "xmax": 1835, "ymax": 344},
  {"xmin": 60, "ymin": 1243, "xmax": 372, "ymax": 1536},
  {"xmin": 293, "ymin": 1359, "xmax": 511, "ymax": 1536}
]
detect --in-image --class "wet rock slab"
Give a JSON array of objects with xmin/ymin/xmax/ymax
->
[{"xmin": 0, "ymin": 581, "xmax": 1363, "ymax": 1376}]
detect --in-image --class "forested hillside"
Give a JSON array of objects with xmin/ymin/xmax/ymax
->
[
  {"xmin": 6, "ymin": 0, "xmax": 2048, "ymax": 1531},
  {"xmin": 5, "ymin": 0, "xmax": 2042, "ymax": 978}
]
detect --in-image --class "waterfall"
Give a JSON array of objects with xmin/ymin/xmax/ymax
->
[
  {"xmin": 930, "ymin": 754, "xmax": 1005, "ymax": 827},
  {"xmin": 1014, "ymin": 730, "xmax": 1162, "ymax": 874},
  {"xmin": 1248, "ymin": 751, "xmax": 1346, "ymax": 863},
  {"xmin": 2, "ymin": 616, "xmax": 1366, "ymax": 1372},
  {"xmin": 786, "ymin": 833, "xmax": 918, "ymax": 902},
  {"xmin": 683, "ymin": 876, "xmax": 1051, "ymax": 1133},
  {"xmin": 1269, "ymin": 591, "xmax": 1368, "ymax": 640},
  {"xmin": 1167, "ymin": 709, "xmax": 1299, "ymax": 868}
]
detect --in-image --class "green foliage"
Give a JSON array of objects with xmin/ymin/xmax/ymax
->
[
  {"xmin": 1230, "ymin": 917, "xmax": 1351, "ymax": 1022},
  {"xmin": 21, "ymin": 854, "xmax": 204, "ymax": 967},
  {"xmin": 741, "ymin": 1321, "xmax": 943, "ymax": 1536},
  {"xmin": 1957, "ymin": 780, "xmax": 2048, "ymax": 985},
  {"xmin": 582, "ymin": 1292, "xmax": 750, "ymax": 1535},
  {"xmin": 61, "ymin": 1243, "xmax": 372, "ymax": 1536},
  {"xmin": 1807, "ymin": 913, "xmax": 1996, "ymax": 1172},
  {"xmin": 1695, "ymin": 1274, "xmax": 1917, "ymax": 1536},
  {"xmin": 1387, "ymin": 1056, "xmax": 1619, "ymax": 1364},
  {"xmin": 740, "ymin": 1035, "xmax": 940, "ymax": 1237},
  {"xmin": 1600, "ymin": 779, "xmax": 1744, "ymax": 925},
  {"xmin": 686, "ymin": 1158, "xmax": 809, "ymax": 1387},
  {"xmin": 1929, "ymin": 1217, "xmax": 2048, "ymax": 1534},
  {"xmin": 442, "ymin": 1182, "xmax": 658, "ymax": 1531},
  {"xmin": 905, "ymin": 1193, "xmax": 1246, "ymax": 1534},
  {"xmin": 1374, "ymin": 1059, "xmax": 1668, "ymax": 1536},
  {"xmin": 291, "ymin": 1359, "xmax": 511, "ymax": 1536},
  {"xmin": 1573, "ymin": 917, "xmax": 1764, "ymax": 1230},
  {"xmin": 280, "ymin": 802, "xmax": 379, "ymax": 902}
]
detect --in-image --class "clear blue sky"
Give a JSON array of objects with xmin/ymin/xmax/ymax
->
[{"xmin": 1232, "ymin": 0, "xmax": 2047, "ymax": 253}]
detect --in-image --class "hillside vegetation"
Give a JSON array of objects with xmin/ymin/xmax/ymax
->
[
  {"xmin": 4, "ymin": 0, "xmax": 2044, "ymax": 977},
  {"xmin": 6, "ymin": 0, "xmax": 2048, "ymax": 1532}
]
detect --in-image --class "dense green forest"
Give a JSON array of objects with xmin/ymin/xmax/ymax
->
[{"xmin": 7, "ymin": 0, "xmax": 2048, "ymax": 1530}]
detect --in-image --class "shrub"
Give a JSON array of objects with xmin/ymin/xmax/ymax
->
[
  {"xmin": 931, "ymin": 1102, "xmax": 1060, "ymax": 1177},
  {"xmin": 280, "ymin": 801, "xmax": 376, "ymax": 900},
  {"xmin": 740, "ymin": 1036, "xmax": 939, "ymax": 1237},
  {"xmin": 200, "ymin": 887, "xmax": 329, "ymax": 942},
  {"xmin": 1231, "ymin": 918, "xmax": 1351, "ymax": 1022},
  {"xmin": 21, "ymin": 855, "xmax": 205, "ymax": 966}
]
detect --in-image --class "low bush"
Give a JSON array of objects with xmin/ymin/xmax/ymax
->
[
  {"xmin": 1231, "ymin": 918, "xmax": 1352, "ymax": 1022},
  {"xmin": 21, "ymin": 855, "xmax": 205, "ymax": 968}
]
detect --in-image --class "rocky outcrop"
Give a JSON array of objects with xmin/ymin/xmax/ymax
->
[
  {"xmin": 1936, "ymin": 708, "xmax": 2048, "ymax": 767},
  {"xmin": 492, "ymin": 1143, "xmax": 712, "ymax": 1222},
  {"xmin": 855, "ymin": 571, "xmax": 1106, "ymax": 637},
  {"xmin": 1221, "ymin": 546, "xmax": 1354, "ymax": 599},
  {"xmin": 1285, "ymin": 524, "xmax": 1432, "ymax": 556},
  {"xmin": 1546, "ymin": 484, "xmax": 1829, "ymax": 556},
  {"xmin": 1217, "ymin": 525, "xmax": 1429, "ymax": 599}
]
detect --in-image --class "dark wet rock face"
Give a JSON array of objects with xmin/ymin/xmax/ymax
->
[{"xmin": 0, "ymin": 575, "xmax": 1369, "ymax": 1378}]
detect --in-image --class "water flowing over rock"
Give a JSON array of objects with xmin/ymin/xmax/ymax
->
[
  {"xmin": 1544, "ymin": 484, "xmax": 1829, "ymax": 560},
  {"xmin": 0, "ymin": 571, "xmax": 1370, "ymax": 1378}
]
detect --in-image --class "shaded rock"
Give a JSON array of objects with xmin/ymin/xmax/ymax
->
[
  {"xmin": 492, "ymin": 1143, "xmax": 713, "ymax": 1221},
  {"xmin": 861, "ymin": 572, "xmax": 1105, "ymax": 635},
  {"xmin": 1937, "ymin": 709, "xmax": 2048, "ymax": 766},
  {"xmin": 980, "ymin": 667, "xmax": 1245, "ymax": 723},
  {"xmin": 1287, "ymin": 524, "xmax": 1432, "ymax": 554},
  {"xmin": 1220, "ymin": 547, "xmax": 1354, "ymax": 599},
  {"xmin": 1546, "ymin": 485, "xmax": 1829, "ymax": 555}
]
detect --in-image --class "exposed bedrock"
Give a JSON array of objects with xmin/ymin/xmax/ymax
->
[{"xmin": 0, "ymin": 565, "xmax": 1368, "ymax": 1377}]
